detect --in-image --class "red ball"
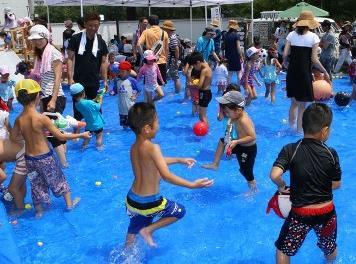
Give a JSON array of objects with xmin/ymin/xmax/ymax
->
[{"xmin": 193, "ymin": 121, "xmax": 208, "ymax": 136}]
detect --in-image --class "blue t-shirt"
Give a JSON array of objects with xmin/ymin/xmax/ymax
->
[
  {"xmin": 0, "ymin": 80, "xmax": 15, "ymax": 102},
  {"xmin": 195, "ymin": 36, "xmax": 215, "ymax": 62},
  {"xmin": 75, "ymin": 99, "xmax": 104, "ymax": 131}
]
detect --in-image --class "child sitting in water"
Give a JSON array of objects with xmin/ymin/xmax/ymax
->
[
  {"xmin": 202, "ymin": 84, "xmax": 240, "ymax": 170},
  {"xmin": 125, "ymin": 102, "xmax": 213, "ymax": 247},
  {"xmin": 213, "ymin": 91, "xmax": 257, "ymax": 192},
  {"xmin": 10, "ymin": 79, "xmax": 90, "ymax": 217},
  {"xmin": 70, "ymin": 83, "xmax": 105, "ymax": 149},
  {"xmin": 260, "ymin": 48, "xmax": 282, "ymax": 103}
]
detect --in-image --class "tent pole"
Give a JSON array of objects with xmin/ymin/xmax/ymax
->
[
  {"xmin": 204, "ymin": 0, "xmax": 207, "ymax": 27},
  {"xmin": 148, "ymin": 0, "xmax": 151, "ymax": 15},
  {"xmin": 190, "ymin": 3, "xmax": 193, "ymax": 41},
  {"xmin": 251, "ymin": 0, "xmax": 254, "ymax": 43},
  {"xmin": 80, "ymin": 0, "xmax": 84, "ymax": 17},
  {"xmin": 46, "ymin": 5, "xmax": 50, "ymax": 26}
]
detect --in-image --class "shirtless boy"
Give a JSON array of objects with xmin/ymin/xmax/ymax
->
[
  {"xmin": 187, "ymin": 52, "xmax": 212, "ymax": 126},
  {"xmin": 125, "ymin": 102, "xmax": 213, "ymax": 247}
]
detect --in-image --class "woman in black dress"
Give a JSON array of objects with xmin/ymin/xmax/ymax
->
[
  {"xmin": 224, "ymin": 20, "xmax": 243, "ymax": 84},
  {"xmin": 283, "ymin": 11, "xmax": 329, "ymax": 132}
]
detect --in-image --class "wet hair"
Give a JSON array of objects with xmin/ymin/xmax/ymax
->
[
  {"xmin": 17, "ymin": 90, "xmax": 38, "ymax": 106},
  {"xmin": 77, "ymin": 18, "xmax": 85, "ymax": 28},
  {"xmin": 148, "ymin": 15, "xmax": 159, "ymax": 26},
  {"xmin": 296, "ymin": 26, "xmax": 308, "ymax": 35},
  {"xmin": 189, "ymin": 52, "xmax": 204, "ymax": 65},
  {"xmin": 84, "ymin": 13, "xmax": 100, "ymax": 23},
  {"xmin": 72, "ymin": 90, "xmax": 85, "ymax": 101},
  {"xmin": 225, "ymin": 83, "xmax": 241, "ymax": 93},
  {"xmin": 128, "ymin": 102, "xmax": 157, "ymax": 135},
  {"xmin": 302, "ymin": 103, "xmax": 333, "ymax": 134}
]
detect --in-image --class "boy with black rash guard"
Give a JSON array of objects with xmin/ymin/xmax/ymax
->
[{"xmin": 270, "ymin": 103, "xmax": 341, "ymax": 264}]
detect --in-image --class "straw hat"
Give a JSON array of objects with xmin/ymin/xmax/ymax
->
[
  {"xmin": 292, "ymin": 11, "xmax": 320, "ymax": 29},
  {"xmin": 228, "ymin": 20, "xmax": 240, "ymax": 30},
  {"xmin": 211, "ymin": 19, "xmax": 220, "ymax": 27},
  {"xmin": 341, "ymin": 21, "xmax": 351, "ymax": 28},
  {"xmin": 161, "ymin": 20, "xmax": 175, "ymax": 31}
]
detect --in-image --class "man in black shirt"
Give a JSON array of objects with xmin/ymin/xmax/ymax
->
[
  {"xmin": 270, "ymin": 103, "xmax": 341, "ymax": 264},
  {"xmin": 67, "ymin": 13, "xmax": 108, "ymax": 120}
]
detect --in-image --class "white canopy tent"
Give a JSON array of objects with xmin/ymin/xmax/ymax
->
[{"xmin": 44, "ymin": 0, "xmax": 254, "ymax": 41}]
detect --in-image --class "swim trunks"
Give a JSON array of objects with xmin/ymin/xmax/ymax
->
[
  {"xmin": 14, "ymin": 146, "xmax": 27, "ymax": 176},
  {"xmin": 199, "ymin": 89, "xmax": 212, "ymax": 108},
  {"xmin": 120, "ymin": 114, "xmax": 129, "ymax": 127},
  {"xmin": 275, "ymin": 203, "xmax": 337, "ymax": 256},
  {"xmin": 25, "ymin": 150, "xmax": 70, "ymax": 206},
  {"xmin": 126, "ymin": 190, "xmax": 186, "ymax": 234}
]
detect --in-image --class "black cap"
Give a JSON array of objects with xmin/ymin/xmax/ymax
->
[{"xmin": 321, "ymin": 20, "xmax": 331, "ymax": 27}]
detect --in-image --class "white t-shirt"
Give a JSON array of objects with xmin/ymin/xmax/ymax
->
[
  {"xmin": 117, "ymin": 78, "xmax": 135, "ymax": 115},
  {"xmin": 40, "ymin": 48, "xmax": 65, "ymax": 98},
  {"xmin": 286, "ymin": 31, "xmax": 320, "ymax": 48},
  {"xmin": 214, "ymin": 64, "xmax": 228, "ymax": 83},
  {"xmin": 0, "ymin": 110, "xmax": 9, "ymax": 139}
]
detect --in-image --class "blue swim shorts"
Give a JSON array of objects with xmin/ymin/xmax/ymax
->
[{"xmin": 125, "ymin": 190, "xmax": 186, "ymax": 234}]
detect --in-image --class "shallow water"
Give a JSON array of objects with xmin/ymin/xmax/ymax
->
[{"xmin": 4, "ymin": 75, "xmax": 356, "ymax": 263}]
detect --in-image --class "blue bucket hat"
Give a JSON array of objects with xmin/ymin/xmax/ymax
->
[{"xmin": 70, "ymin": 83, "xmax": 84, "ymax": 95}]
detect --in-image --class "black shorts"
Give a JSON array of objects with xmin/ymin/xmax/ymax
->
[
  {"xmin": 199, "ymin": 90, "xmax": 212, "ymax": 108},
  {"xmin": 86, "ymin": 128, "xmax": 103, "ymax": 134},
  {"xmin": 41, "ymin": 96, "xmax": 67, "ymax": 148},
  {"xmin": 275, "ymin": 207, "xmax": 337, "ymax": 257},
  {"xmin": 120, "ymin": 114, "xmax": 129, "ymax": 127},
  {"xmin": 220, "ymin": 139, "xmax": 257, "ymax": 182},
  {"xmin": 73, "ymin": 85, "xmax": 99, "ymax": 121},
  {"xmin": 158, "ymin": 63, "xmax": 167, "ymax": 85}
]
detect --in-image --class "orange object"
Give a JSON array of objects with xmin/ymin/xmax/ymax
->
[
  {"xmin": 77, "ymin": 121, "xmax": 86, "ymax": 129},
  {"xmin": 313, "ymin": 80, "xmax": 332, "ymax": 100},
  {"xmin": 193, "ymin": 121, "xmax": 208, "ymax": 136}
]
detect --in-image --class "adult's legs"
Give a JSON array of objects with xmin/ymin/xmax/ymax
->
[
  {"xmin": 288, "ymin": 98, "xmax": 298, "ymax": 128},
  {"xmin": 334, "ymin": 49, "xmax": 351, "ymax": 73},
  {"xmin": 296, "ymin": 101, "xmax": 306, "ymax": 133}
]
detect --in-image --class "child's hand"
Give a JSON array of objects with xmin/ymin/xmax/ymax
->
[
  {"xmin": 182, "ymin": 158, "xmax": 196, "ymax": 168},
  {"xmin": 192, "ymin": 178, "xmax": 214, "ymax": 188},
  {"xmin": 228, "ymin": 140, "xmax": 239, "ymax": 150},
  {"xmin": 81, "ymin": 131, "xmax": 91, "ymax": 139}
]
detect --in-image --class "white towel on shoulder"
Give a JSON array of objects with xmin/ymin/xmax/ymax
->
[{"xmin": 78, "ymin": 30, "xmax": 98, "ymax": 57}]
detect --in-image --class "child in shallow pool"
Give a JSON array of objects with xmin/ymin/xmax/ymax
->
[
  {"xmin": 10, "ymin": 79, "xmax": 90, "ymax": 217},
  {"xmin": 202, "ymin": 83, "xmax": 240, "ymax": 170},
  {"xmin": 125, "ymin": 102, "xmax": 213, "ymax": 247},
  {"xmin": 205, "ymin": 91, "xmax": 258, "ymax": 192}
]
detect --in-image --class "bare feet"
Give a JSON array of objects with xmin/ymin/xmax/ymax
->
[
  {"xmin": 67, "ymin": 197, "xmax": 81, "ymax": 210},
  {"xmin": 247, "ymin": 180, "xmax": 258, "ymax": 194},
  {"xmin": 201, "ymin": 163, "xmax": 218, "ymax": 170},
  {"xmin": 139, "ymin": 228, "xmax": 157, "ymax": 248}
]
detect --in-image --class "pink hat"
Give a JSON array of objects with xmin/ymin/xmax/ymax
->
[
  {"xmin": 143, "ymin": 50, "xmax": 157, "ymax": 61},
  {"xmin": 0, "ymin": 65, "xmax": 10, "ymax": 76}
]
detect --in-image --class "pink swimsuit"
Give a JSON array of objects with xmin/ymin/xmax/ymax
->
[{"xmin": 137, "ymin": 64, "xmax": 164, "ymax": 92}]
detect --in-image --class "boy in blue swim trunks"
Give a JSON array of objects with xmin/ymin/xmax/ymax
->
[
  {"xmin": 270, "ymin": 103, "xmax": 341, "ymax": 263},
  {"xmin": 125, "ymin": 102, "xmax": 214, "ymax": 247},
  {"xmin": 10, "ymin": 80, "xmax": 90, "ymax": 217}
]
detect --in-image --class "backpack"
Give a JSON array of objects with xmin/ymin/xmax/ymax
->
[{"xmin": 151, "ymin": 30, "xmax": 165, "ymax": 57}]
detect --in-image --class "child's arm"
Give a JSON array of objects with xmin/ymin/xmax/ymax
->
[
  {"xmin": 4, "ymin": 117, "xmax": 11, "ymax": 133},
  {"xmin": 136, "ymin": 66, "xmax": 145, "ymax": 81},
  {"xmin": 164, "ymin": 157, "xmax": 196, "ymax": 168},
  {"xmin": 197, "ymin": 69, "xmax": 208, "ymax": 89},
  {"xmin": 253, "ymin": 73, "xmax": 262, "ymax": 86},
  {"xmin": 41, "ymin": 115, "xmax": 91, "ymax": 141},
  {"xmin": 217, "ymin": 106, "xmax": 224, "ymax": 121},
  {"xmin": 156, "ymin": 64, "xmax": 165, "ymax": 85},
  {"xmin": 151, "ymin": 144, "xmax": 213, "ymax": 188},
  {"xmin": 270, "ymin": 166, "xmax": 288, "ymax": 193},
  {"xmin": 244, "ymin": 64, "xmax": 251, "ymax": 85},
  {"xmin": 129, "ymin": 69, "xmax": 137, "ymax": 78},
  {"xmin": 273, "ymin": 58, "xmax": 282, "ymax": 71}
]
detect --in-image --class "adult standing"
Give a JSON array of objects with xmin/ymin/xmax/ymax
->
[
  {"xmin": 211, "ymin": 19, "xmax": 222, "ymax": 57},
  {"xmin": 132, "ymin": 17, "xmax": 148, "ymax": 69},
  {"xmin": 283, "ymin": 11, "xmax": 329, "ymax": 132},
  {"xmin": 224, "ymin": 20, "xmax": 243, "ymax": 84},
  {"xmin": 320, "ymin": 20, "xmax": 337, "ymax": 81},
  {"xmin": 162, "ymin": 20, "xmax": 181, "ymax": 93},
  {"xmin": 274, "ymin": 20, "xmax": 289, "ymax": 63},
  {"xmin": 137, "ymin": 15, "xmax": 169, "ymax": 86},
  {"xmin": 195, "ymin": 26, "xmax": 220, "ymax": 64},
  {"xmin": 67, "ymin": 13, "xmax": 109, "ymax": 121},
  {"xmin": 334, "ymin": 21, "xmax": 353, "ymax": 74},
  {"xmin": 28, "ymin": 24, "xmax": 68, "ymax": 167}
]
